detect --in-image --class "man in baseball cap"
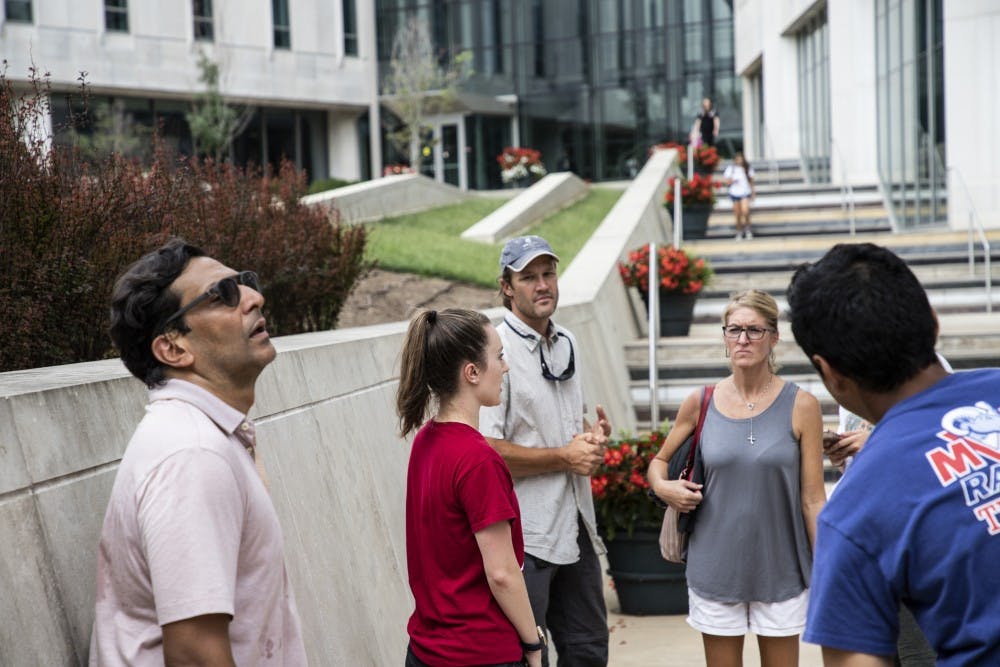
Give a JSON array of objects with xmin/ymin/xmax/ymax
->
[{"xmin": 481, "ymin": 235, "xmax": 611, "ymax": 666}]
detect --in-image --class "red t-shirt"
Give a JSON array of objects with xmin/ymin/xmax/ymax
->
[{"xmin": 406, "ymin": 420, "xmax": 524, "ymax": 666}]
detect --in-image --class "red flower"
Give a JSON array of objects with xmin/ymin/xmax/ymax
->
[{"xmin": 617, "ymin": 243, "xmax": 712, "ymax": 295}]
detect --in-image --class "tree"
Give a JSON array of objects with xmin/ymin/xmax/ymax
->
[
  {"xmin": 70, "ymin": 98, "xmax": 151, "ymax": 162},
  {"xmin": 382, "ymin": 17, "xmax": 471, "ymax": 170},
  {"xmin": 185, "ymin": 51, "xmax": 253, "ymax": 162}
]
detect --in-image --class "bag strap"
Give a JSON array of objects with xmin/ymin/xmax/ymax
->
[{"xmin": 681, "ymin": 385, "xmax": 714, "ymax": 481}]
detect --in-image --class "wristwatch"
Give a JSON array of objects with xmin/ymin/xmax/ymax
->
[{"xmin": 521, "ymin": 626, "xmax": 547, "ymax": 652}]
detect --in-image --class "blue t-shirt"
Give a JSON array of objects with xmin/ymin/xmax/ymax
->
[{"xmin": 804, "ymin": 369, "xmax": 1000, "ymax": 665}]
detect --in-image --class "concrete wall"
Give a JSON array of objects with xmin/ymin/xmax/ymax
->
[
  {"xmin": 827, "ymin": 1, "xmax": 878, "ymax": 184},
  {"xmin": 460, "ymin": 172, "xmax": 589, "ymax": 244},
  {"xmin": 0, "ymin": 149, "xmax": 676, "ymax": 665},
  {"xmin": 735, "ymin": 0, "xmax": 804, "ymax": 160},
  {"xmin": 944, "ymin": 1, "xmax": 1000, "ymax": 230},
  {"xmin": 734, "ymin": 0, "xmax": 878, "ymax": 185},
  {"xmin": 302, "ymin": 173, "xmax": 471, "ymax": 224},
  {"xmin": 1, "ymin": 0, "xmax": 381, "ymax": 182},
  {"xmin": 0, "ymin": 0, "xmax": 375, "ymax": 109}
]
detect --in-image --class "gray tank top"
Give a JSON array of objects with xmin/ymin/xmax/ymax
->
[{"xmin": 685, "ymin": 381, "xmax": 813, "ymax": 603}]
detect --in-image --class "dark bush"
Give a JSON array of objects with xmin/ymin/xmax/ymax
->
[{"xmin": 0, "ymin": 67, "xmax": 370, "ymax": 372}]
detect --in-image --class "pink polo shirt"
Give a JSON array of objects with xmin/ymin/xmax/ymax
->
[{"xmin": 89, "ymin": 379, "xmax": 306, "ymax": 666}]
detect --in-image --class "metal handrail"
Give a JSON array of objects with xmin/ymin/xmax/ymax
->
[
  {"xmin": 949, "ymin": 167, "xmax": 992, "ymax": 313},
  {"xmin": 760, "ymin": 125, "xmax": 781, "ymax": 187},
  {"xmin": 647, "ymin": 242, "xmax": 659, "ymax": 426},
  {"xmin": 875, "ymin": 175, "xmax": 901, "ymax": 234},
  {"xmin": 830, "ymin": 140, "xmax": 857, "ymax": 236}
]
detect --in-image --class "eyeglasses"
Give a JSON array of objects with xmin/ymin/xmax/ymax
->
[
  {"xmin": 722, "ymin": 325, "xmax": 774, "ymax": 341},
  {"xmin": 161, "ymin": 271, "xmax": 260, "ymax": 332},
  {"xmin": 504, "ymin": 318, "xmax": 576, "ymax": 382}
]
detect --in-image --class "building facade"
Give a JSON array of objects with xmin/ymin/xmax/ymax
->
[
  {"xmin": 1, "ymin": 0, "xmax": 383, "ymax": 182},
  {"xmin": 735, "ymin": 0, "xmax": 999, "ymax": 230},
  {"xmin": 376, "ymin": 0, "xmax": 740, "ymax": 190}
]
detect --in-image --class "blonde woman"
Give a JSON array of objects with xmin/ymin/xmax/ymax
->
[{"xmin": 649, "ymin": 290, "xmax": 826, "ymax": 666}]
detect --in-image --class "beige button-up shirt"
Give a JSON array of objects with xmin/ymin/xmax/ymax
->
[{"xmin": 480, "ymin": 312, "xmax": 603, "ymax": 564}]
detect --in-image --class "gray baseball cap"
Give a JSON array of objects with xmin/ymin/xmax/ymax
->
[{"xmin": 499, "ymin": 235, "xmax": 560, "ymax": 273}]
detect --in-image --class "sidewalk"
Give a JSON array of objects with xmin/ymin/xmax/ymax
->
[{"xmin": 601, "ymin": 563, "xmax": 824, "ymax": 666}]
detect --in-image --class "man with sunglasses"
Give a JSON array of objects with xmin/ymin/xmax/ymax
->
[
  {"xmin": 90, "ymin": 239, "xmax": 306, "ymax": 666},
  {"xmin": 480, "ymin": 235, "xmax": 611, "ymax": 666}
]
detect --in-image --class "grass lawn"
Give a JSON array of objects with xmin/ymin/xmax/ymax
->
[{"xmin": 366, "ymin": 187, "xmax": 622, "ymax": 287}]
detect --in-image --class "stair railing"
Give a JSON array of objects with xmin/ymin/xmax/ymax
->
[
  {"xmin": 647, "ymin": 242, "xmax": 660, "ymax": 426},
  {"xmin": 831, "ymin": 140, "xmax": 857, "ymax": 236},
  {"xmin": 875, "ymin": 174, "xmax": 902, "ymax": 234},
  {"xmin": 760, "ymin": 125, "xmax": 781, "ymax": 187},
  {"xmin": 949, "ymin": 166, "xmax": 992, "ymax": 313}
]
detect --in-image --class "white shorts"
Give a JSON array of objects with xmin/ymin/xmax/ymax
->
[{"xmin": 686, "ymin": 587, "xmax": 809, "ymax": 637}]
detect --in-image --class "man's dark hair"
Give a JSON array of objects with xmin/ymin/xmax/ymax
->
[
  {"xmin": 787, "ymin": 243, "xmax": 938, "ymax": 393},
  {"xmin": 498, "ymin": 267, "xmax": 513, "ymax": 310},
  {"xmin": 109, "ymin": 238, "xmax": 206, "ymax": 387}
]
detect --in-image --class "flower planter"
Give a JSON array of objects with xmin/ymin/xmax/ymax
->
[
  {"xmin": 639, "ymin": 291, "xmax": 698, "ymax": 337},
  {"xmin": 603, "ymin": 527, "xmax": 688, "ymax": 615},
  {"xmin": 670, "ymin": 203, "xmax": 712, "ymax": 240}
]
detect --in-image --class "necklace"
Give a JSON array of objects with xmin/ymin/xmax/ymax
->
[{"xmin": 734, "ymin": 374, "xmax": 774, "ymax": 445}]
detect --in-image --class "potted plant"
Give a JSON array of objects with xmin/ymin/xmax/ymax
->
[
  {"xmin": 618, "ymin": 244, "xmax": 713, "ymax": 336},
  {"xmin": 664, "ymin": 172, "xmax": 717, "ymax": 239},
  {"xmin": 497, "ymin": 146, "xmax": 547, "ymax": 186},
  {"xmin": 593, "ymin": 429, "xmax": 688, "ymax": 615}
]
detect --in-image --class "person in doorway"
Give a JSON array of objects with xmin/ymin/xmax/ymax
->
[
  {"xmin": 724, "ymin": 152, "xmax": 756, "ymax": 240},
  {"xmin": 480, "ymin": 235, "xmax": 611, "ymax": 666},
  {"xmin": 91, "ymin": 239, "xmax": 306, "ymax": 665},
  {"xmin": 648, "ymin": 289, "xmax": 826, "ymax": 667},
  {"xmin": 789, "ymin": 242, "xmax": 1000, "ymax": 665},
  {"xmin": 693, "ymin": 97, "xmax": 720, "ymax": 147},
  {"xmin": 397, "ymin": 308, "xmax": 544, "ymax": 667}
]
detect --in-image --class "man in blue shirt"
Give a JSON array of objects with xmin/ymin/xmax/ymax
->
[{"xmin": 786, "ymin": 243, "xmax": 1000, "ymax": 666}]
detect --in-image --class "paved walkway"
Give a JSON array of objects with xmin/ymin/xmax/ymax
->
[{"xmin": 599, "ymin": 561, "xmax": 824, "ymax": 666}]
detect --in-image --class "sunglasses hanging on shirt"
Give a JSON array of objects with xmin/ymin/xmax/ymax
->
[{"xmin": 504, "ymin": 319, "xmax": 576, "ymax": 382}]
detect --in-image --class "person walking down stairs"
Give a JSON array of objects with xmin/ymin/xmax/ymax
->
[{"xmin": 724, "ymin": 153, "xmax": 756, "ymax": 240}]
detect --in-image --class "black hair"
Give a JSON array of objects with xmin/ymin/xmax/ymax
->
[
  {"xmin": 498, "ymin": 267, "xmax": 513, "ymax": 309},
  {"xmin": 109, "ymin": 238, "xmax": 205, "ymax": 387},
  {"xmin": 396, "ymin": 308, "xmax": 491, "ymax": 437},
  {"xmin": 787, "ymin": 243, "xmax": 937, "ymax": 392}
]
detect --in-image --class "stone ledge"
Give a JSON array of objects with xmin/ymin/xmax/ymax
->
[
  {"xmin": 460, "ymin": 172, "xmax": 588, "ymax": 243},
  {"xmin": 302, "ymin": 174, "xmax": 470, "ymax": 224}
]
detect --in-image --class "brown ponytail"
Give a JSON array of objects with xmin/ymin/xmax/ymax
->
[{"xmin": 396, "ymin": 308, "xmax": 491, "ymax": 437}]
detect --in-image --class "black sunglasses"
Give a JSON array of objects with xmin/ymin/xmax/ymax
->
[
  {"xmin": 161, "ymin": 271, "xmax": 260, "ymax": 332},
  {"xmin": 504, "ymin": 318, "xmax": 576, "ymax": 382},
  {"xmin": 539, "ymin": 332, "xmax": 575, "ymax": 381}
]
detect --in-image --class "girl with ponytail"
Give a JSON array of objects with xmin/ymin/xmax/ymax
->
[{"xmin": 396, "ymin": 309, "xmax": 544, "ymax": 667}]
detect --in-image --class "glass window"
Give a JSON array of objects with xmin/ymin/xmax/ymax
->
[
  {"xmin": 4, "ymin": 0, "xmax": 32, "ymax": 22},
  {"xmin": 193, "ymin": 0, "xmax": 213, "ymax": 41},
  {"xmin": 272, "ymin": 0, "xmax": 291, "ymax": 49},
  {"xmin": 343, "ymin": 0, "xmax": 357, "ymax": 55},
  {"xmin": 532, "ymin": 0, "xmax": 544, "ymax": 77},
  {"xmin": 105, "ymin": 0, "xmax": 128, "ymax": 32}
]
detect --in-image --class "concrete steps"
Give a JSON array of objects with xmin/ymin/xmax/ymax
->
[
  {"xmin": 627, "ymin": 313, "xmax": 1000, "ymax": 432},
  {"xmin": 630, "ymin": 208, "xmax": 999, "ymax": 441}
]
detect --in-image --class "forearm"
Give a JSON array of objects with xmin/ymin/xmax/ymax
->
[
  {"xmin": 486, "ymin": 563, "xmax": 540, "ymax": 646},
  {"xmin": 802, "ymin": 496, "xmax": 824, "ymax": 551},
  {"xmin": 486, "ymin": 437, "xmax": 567, "ymax": 477},
  {"xmin": 647, "ymin": 456, "xmax": 668, "ymax": 490},
  {"xmin": 162, "ymin": 614, "xmax": 236, "ymax": 667}
]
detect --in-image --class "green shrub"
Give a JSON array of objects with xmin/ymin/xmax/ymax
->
[{"xmin": 0, "ymin": 68, "xmax": 370, "ymax": 372}]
